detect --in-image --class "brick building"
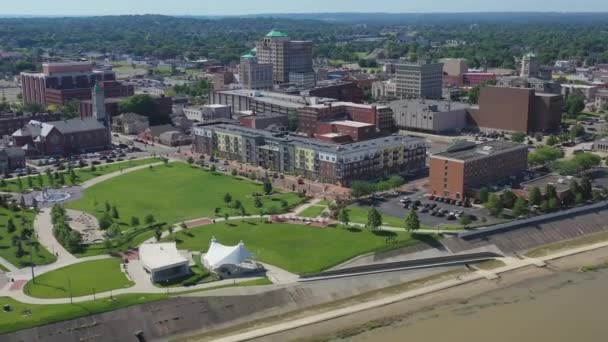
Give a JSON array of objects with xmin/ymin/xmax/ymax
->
[
  {"xmin": 0, "ymin": 112, "xmax": 61, "ymax": 137},
  {"xmin": 468, "ymin": 86, "xmax": 563, "ymax": 133},
  {"xmin": 21, "ymin": 62, "xmax": 133, "ymax": 106},
  {"xmin": 12, "ymin": 118, "xmax": 111, "ymax": 156},
  {"xmin": 0, "ymin": 147, "xmax": 26, "ymax": 173},
  {"xmin": 429, "ymin": 140, "xmax": 529, "ymax": 201},
  {"xmin": 297, "ymin": 102, "xmax": 394, "ymax": 138}
]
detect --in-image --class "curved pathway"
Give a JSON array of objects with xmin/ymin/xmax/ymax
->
[
  {"xmin": 34, "ymin": 207, "xmax": 75, "ymax": 264},
  {"xmin": 80, "ymin": 160, "xmax": 166, "ymax": 189}
]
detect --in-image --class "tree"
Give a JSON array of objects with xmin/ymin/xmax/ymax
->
[
  {"xmin": 104, "ymin": 201, "xmax": 111, "ymax": 212},
  {"xmin": 459, "ymin": 213, "xmax": 472, "ymax": 229},
  {"xmin": 367, "ymin": 208, "xmax": 382, "ymax": 230},
  {"xmin": 254, "ymin": 196, "xmax": 263, "ymax": 208},
  {"xmin": 31, "ymin": 197, "xmax": 38, "ymax": 211},
  {"xmin": 6, "ymin": 218, "xmax": 15, "ymax": 233},
  {"xmin": 111, "ymin": 205, "xmax": 120, "ymax": 219},
  {"xmin": 501, "ymin": 190, "xmax": 517, "ymax": 209},
  {"xmin": 511, "ymin": 132, "xmax": 526, "ymax": 143},
  {"xmin": 546, "ymin": 135, "xmax": 559, "ymax": 146},
  {"xmin": 263, "ymin": 178, "xmax": 273, "ymax": 195},
  {"xmin": 144, "ymin": 214, "xmax": 155, "ymax": 225},
  {"xmin": 119, "ymin": 94, "xmax": 171, "ymax": 125},
  {"xmin": 224, "ymin": 212, "xmax": 230, "ymax": 222},
  {"xmin": 99, "ymin": 212, "xmax": 113, "ymax": 230},
  {"xmin": 16, "ymin": 176, "xmax": 22, "ymax": 191},
  {"xmin": 223, "ymin": 193, "xmax": 232, "ymax": 204},
  {"xmin": 405, "ymin": 209, "xmax": 420, "ymax": 232},
  {"xmin": 351, "ymin": 181, "xmax": 375, "ymax": 198},
  {"xmin": 210, "ymin": 165, "xmax": 216, "ymax": 172},
  {"xmin": 154, "ymin": 229, "xmax": 162, "ymax": 242},
  {"xmin": 69, "ymin": 169, "xmax": 77, "ymax": 184},
  {"xmin": 187, "ymin": 157, "xmax": 194, "ymax": 166},
  {"xmin": 130, "ymin": 216, "xmax": 140, "ymax": 227},
  {"xmin": 565, "ymin": 94, "xmax": 585, "ymax": 118},
  {"xmin": 479, "ymin": 187, "xmax": 490, "ymax": 203},
  {"xmin": 338, "ymin": 208, "xmax": 350, "ymax": 227},
  {"xmin": 37, "ymin": 173, "xmax": 43, "ymax": 187},
  {"xmin": 231, "ymin": 168, "xmax": 237, "ymax": 176},
  {"xmin": 580, "ymin": 177, "xmax": 593, "ymax": 200},
  {"xmin": 513, "ymin": 198, "xmax": 529, "ymax": 217},
  {"xmin": 545, "ymin": 184, "xmax": 558, "ymax": 201},
  {"xmin": 19, "ymin": 196, "xmax": 26, "ymax": 208},
  {"xmin": 468, "ymin": 85, "xmax": 481, "ymax": 104},
  {"xmin": 529, "ymin": 187, "xmax": 542, "ymax": 206},
  {"xmin": 528, "ymin": 146, "xmax": 563, "ymax": 166},
  {"xmin": 27, "ymin": 176, "xmax": 33, "ymax": 188},
  {"xmin": 569, "ymin": 124, "xmax": 585, "ymax": 140},
  {"xmin": 485, "ymin": 193, "xmax": 503, "ymax": 217}
]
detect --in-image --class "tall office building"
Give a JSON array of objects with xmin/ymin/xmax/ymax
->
[
  {"xmin": 256, "ymin": 30, "xmax": 314, "ymax": 85},
  {"xmin": 20, "ymin": 62, "xmax": 133, "ymax": 106},
  {"xmin": 395, "ymin": 59, "xmax": 444, "ymax": 100},
  {"xmin": 520, "ymin": 53, "xmax": 539, "ymax": 77},
  {"xmin": 239, "ymin": 54, "xmax": 273, "ymax": 90}
]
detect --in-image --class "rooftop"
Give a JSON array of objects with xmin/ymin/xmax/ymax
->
[
  {"xmin": 434, "ymin": 140, "xmax": 527, "ymax": 161},
  {"xmin": 265, "ymin": 30, "xmax": 289, "ymax": 38},
  {"xmin": 139, "ymin": 243, "xmax": 189, "ymax": 271},
  {"xmin": 331, "ymin": 120, "xmax": 374, "ymax": 128},
  {"xmin": 215, "ymin": 89, "xmax": 335, "ymax": 109},
  {"xmin": 521, "ymin": 174, "xmax": 579, "ymax": 193}
]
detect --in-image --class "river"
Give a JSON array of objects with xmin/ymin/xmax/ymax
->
[{"xmin": 336, "ymin": 269, "xmax": 608, "ymax": 342}]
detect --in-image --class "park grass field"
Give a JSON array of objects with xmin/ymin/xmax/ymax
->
[
  {"xmin": 299, "ymin": 204, "xmax": 328, "ymax": 218},
  {"xmin": 0, "ymin": 208, "xmax": 56, "ymax": 268},
  {"xmin": 0, "ymin": 157, "xmax": 161, "ymax": 193},
  {"xmin": 169, "ymin": 220, "xmax": 417, "ymax": 275},
  {"xmin": 66, "ymin": 163, "xmax": 305, "ymax": 227},
  {"xmin": 346, "ymin": 205, "xmax": 404, "ymax": 228},
  {"xmin": 23, "ymin": 258, "xmax": 134, "ymax": 299},
  {"xmin": 0, "ymin": 293, "xmax": 166, "ymax": 334}
]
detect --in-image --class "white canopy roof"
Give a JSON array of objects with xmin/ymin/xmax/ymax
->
[
  {"xmin": 140, "ymin": 242, "xmax": 189, "ymax": 272},
  {"xmin": 203, "ymin": 237, "xmax": 253, "ymax": 269}
]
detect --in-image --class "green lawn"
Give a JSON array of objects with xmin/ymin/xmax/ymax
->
[
  {"xmin": 0, "ymin": 209, "xmax": 56, "ymax": 268},
  {"xmin": 66, "ymin": 163, "xmax": 305, "ymax": 227},
  {"xmin": 347, "ymin": 206, "xmax": 405, "ymax": 228},
  {"xmin": 169, "ymin": 220, "xmax": 418, "ymax": 275},
  {"xmin": 0, "ymin": 293, "xmax": 166, "ymax": 334},
  {"xmin": 1, "ymin": 157, "xmax": 161, "ymax": 193},
  {"xmin": 299, "ymin": 205, "xmax": 327, "ymax": 218},
  {"xmin": 24, "ymin": 258, "xmax": 134, "ymax": 298}
]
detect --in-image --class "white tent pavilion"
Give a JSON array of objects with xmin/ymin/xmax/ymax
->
[
  {"xmin": 203, "ymin": 237, "xmax": 254, "ymax": 270},
  {"xmin": 140, "ymin": 242, "xmax": 190, "ymax": 283}
]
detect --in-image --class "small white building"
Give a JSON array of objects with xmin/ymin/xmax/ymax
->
[
  {"xmin": 202, "ymin": 237, "xmax": 262, "ymax": 277},
  {"xmin": 139, "ymin": 243, "xmax": 190, "ymax": 283}
]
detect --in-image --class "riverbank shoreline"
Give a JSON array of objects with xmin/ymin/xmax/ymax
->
[
  {"xmin": 184, "ymin": 245, "xmax": 608, "ymax": 342},
  {"xmin": 257, "ymin": 246, "xmax": 608, "ymax": 342}
]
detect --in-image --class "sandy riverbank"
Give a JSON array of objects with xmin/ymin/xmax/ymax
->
[{"xmin": 239, "ymin": 246, "xmax": 608, "ymax": 342}]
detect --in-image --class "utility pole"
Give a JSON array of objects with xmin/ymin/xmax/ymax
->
[
  {"xmin": 29, "ymin": 241, "xmax": 35, "ymax": 283},
  {"xmin": 68, "ymin": 276, "xmax": 73, "ymax": 304}
]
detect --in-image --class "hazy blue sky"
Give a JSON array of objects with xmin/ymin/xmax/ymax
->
[{"xmin": 1, "ymin": 0, "xmax": 607, "ymax": 16}]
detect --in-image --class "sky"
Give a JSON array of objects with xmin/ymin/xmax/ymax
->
[{"xmin": 1, "ymin": 0, "xmax": 607, "ymax": 16}]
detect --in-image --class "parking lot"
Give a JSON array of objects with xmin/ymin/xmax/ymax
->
[{"xmin": 352, "ymin": 186, "xmax": 501, "ymax": 228}]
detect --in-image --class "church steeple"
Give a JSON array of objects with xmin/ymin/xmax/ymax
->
[{"xmin": 92, "ymin": 81, "xmax": 107, "ymax": 127}]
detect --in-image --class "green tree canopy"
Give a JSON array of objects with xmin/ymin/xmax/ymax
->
[{"xmin": 119, "ymin": 94, "xmax": 171, "ymax": 125}]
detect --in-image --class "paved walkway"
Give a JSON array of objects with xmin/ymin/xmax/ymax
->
[
  {"xmin": 293, "ymin": 198, "xmax": 322, "ymax": 215},
  {"xmin": 211, "ymin": 239, "xmax": 608, "ymax": 342},
  {"xmin": 0, "ymin": 256, "xmax": 18, "ymax": 272},
  {"xmin": 80, "ymin": 160, "xmax": 166, "ymax": 189},
  {"xmin": 34, "ymin": 207, "xmax": 76, "ymax": 264}
]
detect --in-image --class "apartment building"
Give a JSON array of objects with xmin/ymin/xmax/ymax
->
[
  {"xmin": 428, "ymin": 140, "xmax": 529, "ymax": 200},
  {"xmin": 192, "ymin": 124, "xmax": 426, "ymax": 185},
  {"xmin": 395, "ymin": 59, "xmax": 443, "ymax": 99}
]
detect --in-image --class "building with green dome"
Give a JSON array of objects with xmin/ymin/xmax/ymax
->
[{"xmin": 255, "ymin": 30, "xmax": 314, "ymax": 86}]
